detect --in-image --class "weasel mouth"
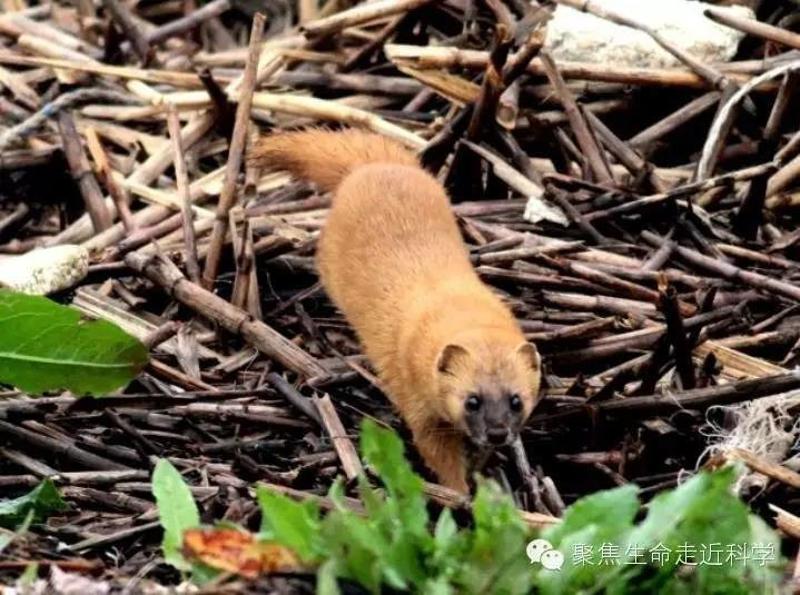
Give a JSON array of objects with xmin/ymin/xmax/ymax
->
[{"xmin": 466, "ymin": 428, "xmax": 516, "ymax": 449}]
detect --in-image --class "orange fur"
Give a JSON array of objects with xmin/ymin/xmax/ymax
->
[{"xmin": 250, "ymin": 129, "xmax": 542, "ymax": 493}]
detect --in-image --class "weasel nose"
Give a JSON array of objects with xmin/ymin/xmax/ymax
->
[{"xmin": 486, "ymin": 428, "xmax": 509, "ymax": 445}]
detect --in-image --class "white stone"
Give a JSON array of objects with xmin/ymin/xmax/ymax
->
[
  {"xmin": 0, "ymin": 245, "xmax": 89, "ymax": 295},
  {"xmin": 524, "ymin": 195, "xmax": 569, "ymax": 226},
  {"xmin": 545, "ymin": 0, "xmax": 754, "ymax": 69}
]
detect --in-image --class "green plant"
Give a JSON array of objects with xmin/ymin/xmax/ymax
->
[
  {"xmin": 152, "ymin": 458, "xmax": 201, "ymax": 571},
  {"xmin": 0, "ymin": 479, "xmax": 67, "ymax": 529},
  {"xmin": 537, "ymin": 465, "xmax": 782, "ymax": 594},
  {"xmin": 153, "ymin": 422, "xmax": 786, "ymax": 594},
  {"xmin": 0, "ymin": 290, "xmax": 148, "ymax": 395},
  {"xmin": 258, "ymin": 420, "xmax": 534, "ymax": 594},
  {"xmin": 0, "ymin": 479, "xmax": 67, "ymax": 554}
]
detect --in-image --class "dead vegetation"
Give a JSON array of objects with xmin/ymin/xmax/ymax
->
[{"xmin": 3, "ymin": 0, "xmax": 800, "ymax": 591}]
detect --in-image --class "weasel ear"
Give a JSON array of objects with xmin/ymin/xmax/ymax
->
[
  {"xmin": 436, "ymin": 344, "xmax": 470, "ymax": 376},
  {"xmin": 516, "ymin": 342, "xmax": 541, "ymax": 372}
]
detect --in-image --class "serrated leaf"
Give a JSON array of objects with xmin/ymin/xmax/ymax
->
[
  {"xmin": 0, "ymin": 479, "xmax": 67, "ymax": 529},
  {"xmin": 0, "ymin": 290, "xmax": 148, "ymax": 395},
  {"xmin": 457, "ymin": 480, "xmax": 533, "ymax": 595},
  {"xmin": 152, "ymin": 459, "xmax": 200, "ymax": 571},
  {"xmin": 359, "ymin": 419, "xmax": 428, "ymax": 537}
]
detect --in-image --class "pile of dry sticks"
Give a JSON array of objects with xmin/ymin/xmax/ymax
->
[{"xmin": 3, "ymin": 0, "xmax": 800, "ymax": 589}]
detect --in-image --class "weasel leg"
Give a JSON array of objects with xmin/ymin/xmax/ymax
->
[{"xmin": 411, "ymin": 423, "xmax": 468, "ymax": 494}]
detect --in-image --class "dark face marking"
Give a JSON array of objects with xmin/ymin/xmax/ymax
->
[{"xmin": 463, "ymin": 392, "xmax": 526, "ymax": 448}]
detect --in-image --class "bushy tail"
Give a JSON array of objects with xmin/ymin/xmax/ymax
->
[{"xmin": 247, "ymin": 128, "xmax": 419, "ymax": 193}]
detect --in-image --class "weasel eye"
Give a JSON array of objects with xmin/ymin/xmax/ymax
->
[
  {"xmin": 509, "ymin": 394, "xmax": 523, "ymax": 412},
  {"xmin": 465, "ymin": 395, "xmax": 482, "ymax": 412}
]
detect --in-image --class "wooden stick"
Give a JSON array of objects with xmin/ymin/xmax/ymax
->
[
  {"xmin": 0, "ymin": 419, "xmax": 131, "ymax": 471},
  {"xmin": 57, "ymin": 111, "xmax": 113, "ymax": 232},
  {"xmin": 536, "ymin": 370, "xmax": 800, "ymax": 420},
  {"xmin": 642, "ymin": 230, "xmax": 800, "ymax": 302},
  {"xmin": 726, "ymin": 448, "xmax": 800, "ymax": 489},
  {"xmin": 51, "ymin": 112, "xmax": 215, "ymax": 249},
  {"xmin": 658, "ymin": 278, "xmax": 695, "ymax": 389},
  {"xmin": 628, "ymin": 91, "xmax": 720, "ymax": 149},
  {"xmin": 0, "ymin": 51, "xmax": 202, "ymax": 87},
  {"xmin": 101, "ymin": 0, "xmax": 152, "ymax": 64},
  {"xmin": 705, "ymin": 7, "xmax": 800, "ymax": 52},
  {"xmin": 83, "ymin": 127, "xmax": 135, "ymax": 232},
  {"xmin": 302, "ymin": 0, "xmax": 434, "ymax": 38},
  {"xmin": 251, "ymin": 92, "xmax": 425, "ymax": 150},
  {"xmin": 314, "ymin": 394, "xmax": 364, "ymax": 480},
  {"xmin": 125, "ymin": 251, "xmax": 328, "ymax": 379},
  {"xmin": 203, "ymin": 13, "xmax": 264, "ymax": 289},
  {"xmin": 385, "ymin": 44, "xmax": 761, "ymax": 89},
  {"xmin": 167, "ymin": 107, "xmax": 201, "ymax": 284},
  {"xmin": 147, "ymin": 0, "xmax": 231, "ymax": 44},
  {"xmin": 698, "ymin": 60, "xmax": 800, "ymax": 179},
  {"xmin": 539, "ymin": 51, "xmax": 613, "ymax": 184}
]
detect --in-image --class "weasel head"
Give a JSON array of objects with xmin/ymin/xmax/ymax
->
[{"xmin": 434, "ymin": 332, "xmax": 542, "ymax": 449}]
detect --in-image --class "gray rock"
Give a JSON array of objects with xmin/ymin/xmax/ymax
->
[{"xmin": 545, "ymin": 0, "xmax": 753, "ymax": 69}]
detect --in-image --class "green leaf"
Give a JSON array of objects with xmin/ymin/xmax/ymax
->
[
  {"xmin": 0, "ymin": 509, "xmax": 34, "ymax": 555},
  {"xmin": 190, "ymin": 562, "xmax": 221, "ymax": 585},
  {"xmin": 321, "ymin": 510, "xmax": 386, "ymax": 593},
  {"xmin": 0, "ymin": 290, "xmax": 148, "ymax": 395},
  {"xmin": 152, "ymin": 459, "xmax": 200, "ymax": 571},
  {"xmin": 534, "ymin": 468, "xmax": 785, "ymax": 595},
  {"xmin": 537, "ymin": 484, "xmax": 639, "ymax": 594},
  {"xmin": 623, "ymin": 467, "xmax": 784, "ymax": 594},
  {"xmin": 434, "ymin": 508, "xmax": 458, "ymax": 551},
  {"xmin": 255, "ymin": 485, "xmax": 322, "ymax": 563},
  {"xmin": 317, "ymin": 559, "xmax": 341, "ymax": 595},
  {"xmin": 0, "ymin": 479, "xmax": 67, "ymax": 529},
  {"xmin": 18, "ymin": 562, "xmax": 39, "ymax": 586},
  {"xmin": 359, "ymin": 419, "xmax": 428, "ymax": 538},
  {"xmin": 457, "ymin": 480, "xmax": 533, "ymax": 595},
  {"xmin": 359, "ymin": 420, "xmax": 423, "ymax": 500},
  {"xmin": 544, "ymin": 484, "xmax": 639, "ymax": 547},
  {"xmin": 424, "ymin": 576, "xmax": 455, "ymax": 595}
]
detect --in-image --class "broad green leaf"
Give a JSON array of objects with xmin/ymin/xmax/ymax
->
[
  {"xmin": 624, "ymin": 467, "xmax": 783, "ymax": 595},
  {"xmin": 0, "ymin": 479, "xmax": 66, "ymax": 529},
  {"xmin": 152, "ymin": 459, "xmax": 200, "ymax": 571},
  {"xmin": 255, "ymin": 485, "xmax": 322, "ymax": 563},
  {"xmin": 543, "ymin": 483, "xmax": 639, "ymax": 548},
  {"xmin": 0, "ymin": 290, "xmax": 148, "ymax": 395},
  {"xmin": 536, "ymin": 483, "xmax": 640, "ymax": 594}
]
